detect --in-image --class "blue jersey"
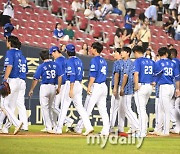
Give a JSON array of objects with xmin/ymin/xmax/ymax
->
[
  {"xmin": 124, "ymin": 14, "xmax": 132, "ymax": 29},
  {"xmin": 154, "ymin": 58, "xmax": 179, "ymax": 85},
  {"xmin": 65, "ymin": 56, "xmax": 83, "ymax": 82},
  {"xmin": 134, "ymin": 57, "xmax": 154, "ymax": 83},
  {"xmin": 113, "ymin": 60, "xmax": 124, "ymax": 87},
  {"xmin": 111, "ymin": 60, "xmax": 121, "ymax": 88},
  {"xmin": 55, "ymin": 56, "xmax": 66, "ymax": 84},
  {"xmin": 123, "ymin": 59, "xmax": 134, "ymax": 95},
  {"xmin": 89, "ymin": 56, "xmax": 107, "ymax": 84},
  {"xmin": 34, "ymin": 60, "xmax": 61, "ymax": 84},
  {"xmin": 19, "ymin": 54, "xmax": 28, "ymax": 80},
  {"xmin": 155, "ymin": 84, "xmax": 160, "ymax": 98},
  {"xmin": 53, "ymin": 29, "xmax": 64, "ymax": 38},
  {"xmin": 4, "ymin": 48, "xmax": 22, "ymax": 78},
  {"xmin": 172, "ymin": 58, "xmax": 180, "ymax": 81}
]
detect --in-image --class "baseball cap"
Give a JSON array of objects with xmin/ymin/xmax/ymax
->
[
  {"xmin": 65, "ymin": 44, "xmax": 75, "ymax": 53},
  {"xmin": 49, "ymin": 46, "xmax": 59, "ymax": 54}
]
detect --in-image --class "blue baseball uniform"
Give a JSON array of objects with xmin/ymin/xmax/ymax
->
[
  {"xmin": 123, "ymin": 59, "xmax": 135, "ymax": 95},
  {"xmin": 89, "ymin": 56, "xmax": 107, "ymax": 83},
  {"xmin": 53, "ymin": 29, "xmax": 64, "ymax": 38},
  {"xmin": 134, "ymin": 57, "xmax": 155, "ymax": 83},
  {"xmin": 66, "ymin": 56, "xmax": 83, "ymax": 82},
  {"xmin": 19, "ymin": 54, "xmax": 28, "ymax": 80},
  {"xmin": 111, "ymin": 59, "xmax": 124, "ymax": 88},
  {"xmin": 34, "ymin": 60, "xmax": 62, "ymax": 84},
  {"xmin": 172, "ymin": 58, "xmax": 180, "ymax": 81},
  {"xmin": 154, "ymin": 58, "xmax": 179, "ymax": 135},
  {"xmin": 133, "ymin": 57, "xmax": 154, "ymax": 137},
  {"xmin": 55, "ymin": 56, "xmax": 66, "ymax": 84}
]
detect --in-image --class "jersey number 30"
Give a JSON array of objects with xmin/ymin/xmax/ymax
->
[{"xmin": 46, "ymin": 70, "xmax": 56, "ymax": 79}]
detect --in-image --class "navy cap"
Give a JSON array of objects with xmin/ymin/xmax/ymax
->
[
  {"xmin": 66, "ymin": 44, "xmax": 75, "ymax": 53},
  {"xmin": 49, "ymin": 46, "xmax": 59, "ymax": 54}
]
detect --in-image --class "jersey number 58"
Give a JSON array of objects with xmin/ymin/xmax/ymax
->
[{"xmin": 46, "ymin": 70, "xmax": 56, "ymax": 79}]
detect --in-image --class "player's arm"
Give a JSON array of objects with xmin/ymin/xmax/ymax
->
[
  {"xmin": 4, "ymin": 65, "xmax": 12, "ymax": 81},
  {"xmin": 29, "ymin": 79, "xmax": 38, "ymax": 97},
  {"xmin": 87, "ymin": 77, "xmax": 95, "ymax": 95},
  {"xmin": 56, "ymin": 76, "xmax": 62, "ymax": 95},
  {"xmin": 120, "ymin": 74, "xmax": 128, "ymax": 96},
  {"xmin": 134, "ymin": 59, "xmax": 140, "ymax": 91},
  {"xmin": 113, "ymin": 73, "xmax": 119, "ymax": 97},
  {"xmin": 67, "ymin": 63, "xmax": 75, "ymax": 98}
]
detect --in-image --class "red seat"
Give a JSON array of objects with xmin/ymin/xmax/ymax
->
[
  {"xmin": 65, "ymin": 9, "xmax": 74, "ymax": 22},
  {"xmin": 52, "ymin": 0, "xmax": 61, "ymax": 14}
]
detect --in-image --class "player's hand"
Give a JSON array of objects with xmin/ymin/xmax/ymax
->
[
  {"xmin": 120, "ymin": 88, "xmax": 124, "ymax": 96},
  {"xmin": 69, "ymin": 90, "xmax": 74, "ymax": 98},
  {"xmin": 29, "ymin": 90, "xmax": 33, "ymax": 97},
  {"xmin": 87, "ymin": 86, "xmax": 92, "ymax": 95},
  {"xmin": 112, "ymin": 88, "xmax": 117, "ymax": 97},
  {"xmin": 134, "ymin": 85, "xmax": 140, "ymax": 92},
  {"xmin": 151, "ymin": 82, "xmax": 156, "ymax": 87},
  {"xmin": 56, "ymin": 88, "xmax": 60, "ymax": 95}
]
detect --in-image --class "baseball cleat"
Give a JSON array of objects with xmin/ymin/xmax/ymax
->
[
  {"xmin": 56, "ymin": 129, "xmax": 62, "ymax": 135},
  {"xmin": 170, "ymin": 127, "xmax": 180, "ymax": 134},
  {"xmin": 14, "ymin": 122, "xmax": 23, "ymax": 135},
  {"xmin": 118, "ymin": 132, "xmax": 128, "ymax": 137},
  {"xmin": 66, "ymin": 127, "xmax": 75, "ymax": 133},
  {"xmin": 156, "ymin": 132, "xmax": 169, "ymax": 136},
  {"xmin": 47, "ymin": 130, "xmax": 55, "ymax": 134},
  {"xmin": 41, "ymin": 128, "xmax": 47, "ymax": 132},
  {"xmin": 83, "ymin": 129, "xmax": 94, "ymax": 136}
]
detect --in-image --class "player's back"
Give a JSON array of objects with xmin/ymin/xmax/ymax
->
[
  {"xmin": 55, "ymin": 56, "xmax": 66, "ymax": 84},
  {"xmin": 134, "ymin": 57, "xmax": 154, "ymax": 83},
  {"xmin": 90, "ymin": 56, "xmax": 107, "ymax": 83},
  {"xmin": 66, "ymin": 56, "xmax": 83, "ymax": 81},
  {"xmin": 4, "ymin": 48, "xmax": 22, "ymax": 78},
  {"xmin": 36, "ymin": 60, "xmax": 59, "ymax": 84},
  {"xmin": 19, "ymin": 54, "xmax": 28, "ymax": 80},
  {"xmin": 155, "ymin": 58, "xmax": 178, "ymax": 85}
]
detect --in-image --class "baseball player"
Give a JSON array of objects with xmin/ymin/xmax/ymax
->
[
  {"xmin": 119, "ymin": 47, "xmax": 139, "ymax": 135},
  {"xmin": 55, "ymin": 44, "xmax": 93, "ymax": 135},
  {"xmin": 109, "ymin": 48, "xmax": 123, "ymax": 133},
  {"xmin": 49, "ymin": 46, "xmax": 74, "ymax": 130},
  {"xmin": 29, "ymin": 50, "xmax": 62, "ymax": 133},
  {"xmin": 75, "ymin": 42, "xmax": 110, "ymax": 136},
  {"xmin": 154, "ymin": 47, "xmax": 179, "ymax": 136},
  {"xmin": 169, "ymin": 48, "xmax": 180, "ymax": 134},
  {"xmin": 0, "ymin": 41, "xmax": 28, "ymax": 133},
  {"xmin": 0, "ymin": 36, "xmax": 24, "ymax": 135},
  {"xmin": 132, "ymin": 45, "xmax": 154, "ymax": 137}
]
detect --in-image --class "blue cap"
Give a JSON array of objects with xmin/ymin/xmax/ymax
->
[
  {"xmin": 66, "ymin": 44, "xmax": 75, "ymax": 53},
  {"xmin": 49, "ymin": 46, "xmax": 59, "ymax": 54}
]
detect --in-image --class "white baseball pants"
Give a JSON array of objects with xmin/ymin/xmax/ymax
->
[
  {"xmin": 76, "ymin": 83, "xmax": 110, "ymax": 135},
  {"xmin": 40, "ymin": 84, "xmax": 56, "ymax": 131},
  {"xmin": 1, "ymin": 78, "xmax": 23, "ymax": 128},
  {"xmin": 174, "ymin": 97, "xmax": 180, "ymax": 131},
  {"xmin": 56, "ymin": 81, "xmax": 93, "ymax": 131},
  {"xmin": 134, "ymin": 84, "xmax": 153, "ymax": 136},
  {"xmin": 52, "ymin": 84, "xmax": 74, "ymax": 127},
  {"xmin": 157, "ymin": 84, "xmax": 175, "ymax": 135}
]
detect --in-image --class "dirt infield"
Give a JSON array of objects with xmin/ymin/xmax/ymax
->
[{"xmin": 0, "ymin": 132, "xmax": 179, "ymax": 138}]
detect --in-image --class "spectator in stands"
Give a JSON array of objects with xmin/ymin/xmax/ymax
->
[
  {"xmin": 94, "ymin": 6, "xmax": 103, "ymax": 20},
  {"xmin": 79, "ymin": 43, "xmax": 89, "ymax": 55},
  {"xmin": 137, "ymin": 19, "xmax": 151, "ymax": 52},
  {"xmin": 144, "ymin": 4, "xmax": 158, "ymax": 23},
  {"xmin": 124, "ymin": 10, "xmax": 134, "ymax": 35},
  {"xmin": 174, "ymin": 14, "xmax": 180, "ymax": 40},
  {"xmin": 0, "ymin": 0, "xmax": 14, "ymax": 26},
  {"xmin": 163, "ymin": 16, "xmax": 175, "ymax": 37},
  {"xmin": 121, "ymin": 28, "xmax": 131, "ymax": 45},
  {"xmin": 114, "ymin": 28, "xmax": 123, "ymax": 48},
  {"xmin": 162, "ymin": 0, "xmax": 170, "ymax": 14},
  {"xmin": 117, "ymin": 0, "xmax": 126, "ymax": 16},
  {"xmin": 125, "ymin": 0, "xmax": 137, "ymax": 17},
  {"xmin": 53, "ymin": 23, "xmax": 69, "ymax": 41},
  {"xmin": 101, "ymin": 0, "xmax": 113, "ymax": 19},
  {"xmin": 64, "ymin": 22, "xmax": 75, "ymax": 40},
  {"xmin": 72, "ymin": 0, "xmax": 84, "ymax": 12},
  {"xmin": 110, "ymin": 0, "xmax": 122, "ymax": 15},
  {"xmin": 94, "ymin": 0, "xmax": 105, "ymax": 9},
  {"xmin": 61, "ymin": 44, "xmax": 66, "ymax": 52},
  {"xmin": 84, "ymin": 0, "xmax": 97, "ymax": 20},
  {"xmin": 144, "ymin": 47, "xmax": 155, "ymax": 61},
  {"xmin": 169, "ymin": 0, "xmax": 177, "ymax": 19},
  {"xmin": 18, "ymin": 0, "xmax": 32, "ymax": 9},
  {"xmin": 156, "ymin": 1, "xmax": 163, "ymax": 26}
]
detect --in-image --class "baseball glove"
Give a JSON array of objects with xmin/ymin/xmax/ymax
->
[{"xmin": 0, "ymin": 81, "xmax": 11, "ymax": 98}]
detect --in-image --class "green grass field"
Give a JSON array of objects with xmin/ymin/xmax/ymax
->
[{"xmin": 0, "ymin": 125, "xmax": 180, "ymax": 154}]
